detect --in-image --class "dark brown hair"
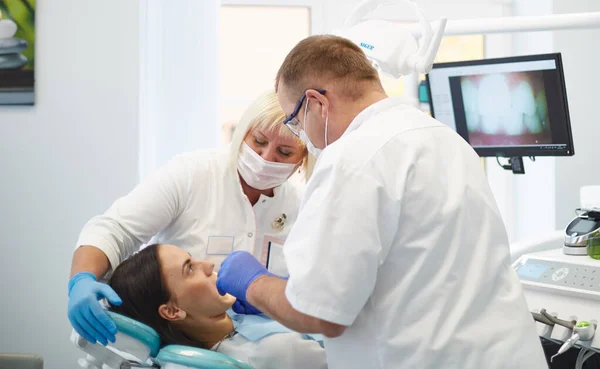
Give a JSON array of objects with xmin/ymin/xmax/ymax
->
[
  {"xmin": 275, "ymin": 35, "xmax": 381, "ymax": 100},
  {"xmin": 108, "ymin": 244, "xmax": 197, "ymax": 347}
]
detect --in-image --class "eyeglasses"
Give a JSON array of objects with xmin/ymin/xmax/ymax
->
[{"xmin": 282, "ymin": 89, "xmax": 326, "ymax": 137}]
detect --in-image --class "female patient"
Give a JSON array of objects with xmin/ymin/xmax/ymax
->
[{"xmin": 108, "ymin": 244, "xmax": 327, "ymax": 369}]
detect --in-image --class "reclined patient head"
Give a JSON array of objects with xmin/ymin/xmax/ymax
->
[{"xmin": 109, "ymin": 244, "xmax": 236, "ymax": 348}]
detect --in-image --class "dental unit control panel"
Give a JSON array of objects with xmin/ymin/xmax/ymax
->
[{"xmin": 516, "ymin": 253, "xmax": 600, "ymax": 296}]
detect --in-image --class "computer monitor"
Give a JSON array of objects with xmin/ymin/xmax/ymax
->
[{"xmin": 426, "ymin": 53, "xmax": 574, "ymax": 159}]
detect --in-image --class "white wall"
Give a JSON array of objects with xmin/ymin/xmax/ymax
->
[
  {"xmin": 139, "ymin": 0, "xmax": 221, "ymax": 180},
  {"xmin": 553, "ymin": 0, "xmax": 600, "ymax": 228},
  {"xmin": 0, "ymin": 1, "xmax": 140, "ymax": 368}
]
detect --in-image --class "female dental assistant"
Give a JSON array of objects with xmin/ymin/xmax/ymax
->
[{"xmin": 67, "ymin": 90, "xmax": 311, "ymax": 347}]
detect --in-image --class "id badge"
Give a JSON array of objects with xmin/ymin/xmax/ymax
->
[
  {"xmin": 266, "ymin": 241, "xmax": 288, "ymax": 278},
  {"xmin": 206, "ymin": 236, "xmax": 234, "ymax": 255}
]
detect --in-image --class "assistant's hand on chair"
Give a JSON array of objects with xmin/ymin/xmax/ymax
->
[
  {"xmin": 216, "ymin": 251, "xmax": 274, "ymax": 315},
  {"xmin": 68, "ymin": 272, "xmax": 122, "ymax": 345}
]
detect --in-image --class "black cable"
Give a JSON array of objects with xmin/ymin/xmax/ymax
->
[{"xmin": 496, "ymin": 156, "xmax": 512, "ymax": 170}]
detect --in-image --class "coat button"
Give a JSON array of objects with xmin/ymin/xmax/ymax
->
[{"xmin": 248, "ymin": 232, "xmax": 253, "ymax": 238}]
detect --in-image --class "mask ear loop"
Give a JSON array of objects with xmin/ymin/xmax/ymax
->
[{"xmin": 324, "ymin": 112, "xmax": 329, "ymax": 148}]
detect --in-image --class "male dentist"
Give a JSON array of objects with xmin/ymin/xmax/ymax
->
[{"xmin": 217, "ymin": 35, "xmax": 547, "ymax": 369}]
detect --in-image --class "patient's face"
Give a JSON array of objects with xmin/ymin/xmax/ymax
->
[{"xmin": 159, "ymin": 244, "xmax": 236, "ymax": 318}]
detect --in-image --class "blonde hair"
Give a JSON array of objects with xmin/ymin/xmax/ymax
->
[{"xmin": 229, "ymin": 90, "xmax": 313, "ymax": 180}]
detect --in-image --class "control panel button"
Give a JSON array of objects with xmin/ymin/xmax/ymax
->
[{"xmin": 552, "ymin": 267, "xmax": 570, "ymax": 281}]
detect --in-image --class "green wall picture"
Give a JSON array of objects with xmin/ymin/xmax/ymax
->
[{"xmin": 0, "ymin": 0, "xmax": 35, "ymax": 105}]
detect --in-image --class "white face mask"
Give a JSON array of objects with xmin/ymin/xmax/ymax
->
[
  {"xmin": 237, "ymin": 142, "xmax": 299, "ymax": 190},
  {"xmin": 300, "ymin": 99, "xmax": 328, "ymax": 158}
]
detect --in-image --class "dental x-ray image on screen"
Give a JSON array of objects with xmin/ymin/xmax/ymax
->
[
  {"xmin": 426, "ymin": 53, "xmax": 574, "ymax": 158},
  {"xmin": 458, "ymin": 71, "xmax": 551, "ymax": 146}
]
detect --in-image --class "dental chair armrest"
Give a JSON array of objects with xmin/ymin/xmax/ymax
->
[
  {"xmin": 71, "ymin": 311, "xmax": 162, "ymax": 369},
  {"xmin": 157, "ymin": 345, "xmax": 254, "ymax": 369},
  {"xmin": 105, "ymin": 311, "xmax": 161, "ymax": 358},
  {"xmin": 71, "ymin": 329, "xmax": 128, "ymax": 369}
]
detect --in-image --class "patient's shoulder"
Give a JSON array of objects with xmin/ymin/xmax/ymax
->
[{"xmin": 249, "ymin": 333, "xmax": 327, "ymax": 369}]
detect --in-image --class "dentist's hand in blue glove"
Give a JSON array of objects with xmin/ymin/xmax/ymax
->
[
  {"xmin": 68, "ymin": 272, "xmax": 122, "ymax": 345},
  {"xmin": 216, "ymin": 251, "xmax": 274, "ymax": 315}
]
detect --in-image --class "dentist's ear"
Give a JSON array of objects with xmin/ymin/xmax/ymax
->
[
  {"xmin": 305, "ymin": 89, "xmax": 329, "ymax": 119},
  {"xmin": 158, "ymin": 304, "xmax": 187, "ymax": 321}
]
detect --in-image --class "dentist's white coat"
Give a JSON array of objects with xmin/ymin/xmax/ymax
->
[{"xmin": 283, "ymin": 97, "xmax": 547, "ymax": 369}]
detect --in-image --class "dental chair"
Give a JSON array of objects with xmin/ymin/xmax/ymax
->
[
  {"xmin": 71, "ymin": 311, "xmax": 253, "ymax": 369},
  {"xmin": 0, "ymin": 353, "xmax": 43, "ymax": 369}
]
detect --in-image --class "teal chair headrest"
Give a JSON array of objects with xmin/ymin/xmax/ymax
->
[
  {"xmin": 106, "ymin": 310, "xmax": 161, "ymax": 357},
  {"xmin": 157, "ymin": 345, "xmax": 253, "ymax": 369}
]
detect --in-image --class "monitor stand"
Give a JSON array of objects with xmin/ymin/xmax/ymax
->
[
  {"xmin": 509, "ymin": 157, "xmax": 525, "ymax": 174},
  {"xmin": 496, "ymin": 156, "xmax": 526, "ymax": 174}
]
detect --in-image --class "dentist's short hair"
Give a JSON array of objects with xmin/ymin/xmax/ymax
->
[{"xmin": 275, "ymin": 35, "xmax": 382, "ymax": 101}]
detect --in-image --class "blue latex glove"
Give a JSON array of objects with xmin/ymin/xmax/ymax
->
[
  {"xmin": 68, "ymin": 272, "xmax": 122, "ymax": 345},
  {"xmin": 216, "ymin": 251, "xmax": 274, "ymax": 315}
]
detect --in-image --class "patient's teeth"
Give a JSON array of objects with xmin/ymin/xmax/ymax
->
[
  {"xmin": 461, "ymin": 79, "xmax": 480, "ymax": 132},
  {"xmin": 504, "ymin": 111, "xmax": 525, "ymax": 135},
  {"xmin": 478, "ymin": 74, "xmax": 510, "ymax": 135},
  {"xmin": 534, "ymin": 90, "xmax": 549, "ymax": 133}
]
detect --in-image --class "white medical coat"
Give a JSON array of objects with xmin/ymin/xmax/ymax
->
[
  {"xmin": 217, "ymin": 332, "xmax": 326, "ymax": 369},
  {"xmin": 217, "ymin": 310, "xmax": 326, "ymax": 369},
  {"xmin": 283, "ymin": 97, "xmax": 547, "ymax": 369},
  {"xmin": 77, "ymin": 148, "xmax": 302, "ymax": 272}
]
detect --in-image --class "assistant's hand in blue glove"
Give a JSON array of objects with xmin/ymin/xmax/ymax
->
[
  {"xmin": 216, "ymin": 251, "xmax": 273, "ymax": 315},
  {"xmin": 68, "ymin": 272, "xmax": 122, "ymax": 345}
]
